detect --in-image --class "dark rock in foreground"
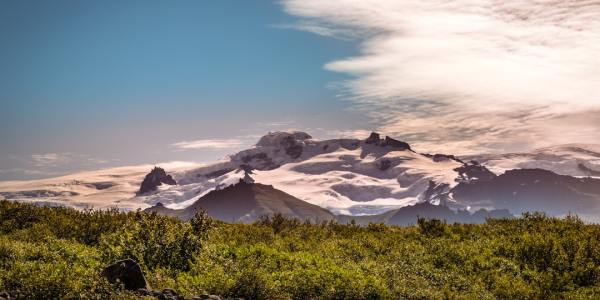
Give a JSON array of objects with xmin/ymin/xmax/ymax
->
[
  {"xmin": 101, "ymin": 259, "xmax": 150, "ymax": 291},
  {"xmin": 138, "ymin": 167, "xmax": 177, "ymax": 194},
  {"xmin": 101, "ymin": 260, "xmax": 234, "ymax": 299}
]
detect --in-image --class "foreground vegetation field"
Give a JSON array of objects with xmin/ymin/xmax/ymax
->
[{"xmin": 1, "ymin": 200, "xmax": 600, "ymax": 299}]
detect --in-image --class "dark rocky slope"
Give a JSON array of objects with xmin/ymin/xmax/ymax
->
[
  {"xmin": 452, "ymin": 168, "xmax": 600, "ymax": 215},
  {"xmin": 145, "ymin": 180, "xmax": 335, "ymax": 223},
  {"xmin": 138, "ymin": 167, "xmax": 177, "ymax": 195}
]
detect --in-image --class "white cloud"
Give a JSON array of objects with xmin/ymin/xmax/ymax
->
[
  {"xmin": 281, "ymin": 0, "xmax": 600, "ymax": 153},
  {"xmin": 31, "ymin": 153, "xmax": 69, "ymax": 167},
  {"xmin": 253, "ymin": 120, "xmax": 296, "ymax": 127},
  {"xmin": 272, "ymin": 22, "xmax": 357, "ymax": 40},
  {"xmin": 30, "ymin": 153, "xmax": 113, "ymax": 167},
  {"xmin": 171, "ymin": 139, "xmax": 244, "ymax": 150},
  {"xmin": 0, "ymin": 168, "xmax": 54, "ymax": 176},
  {"xmin": 322, "ymin": 129, "xmax": 373, "ymax": 139}
]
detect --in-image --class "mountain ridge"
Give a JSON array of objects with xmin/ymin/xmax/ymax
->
[
  {"xmin": 2, "ymin": 131, "xmax": 600, "ymax": 221},
  {"xmin": 145, "ymin": 179, "xmax": 336, "ymax": 223}
]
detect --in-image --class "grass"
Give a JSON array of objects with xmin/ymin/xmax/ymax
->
[{"xmin": 1, "ymin": 200, "xmax": 599, "ymax": 299}]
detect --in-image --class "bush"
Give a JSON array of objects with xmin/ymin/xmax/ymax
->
[
  {"xmin": 1, "ymin": 200, "xmax": 600, "ymax": 299},
  {"xmin": 100, "ymin": 210, "xmax": 212, "ymax": 272},
  {"xmin": 417, "ymin": 217, "xmax": 448, "ymax": 237}
]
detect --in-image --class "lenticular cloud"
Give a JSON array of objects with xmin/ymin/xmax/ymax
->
[{"xmin": 281, "ymin": 0, "xmax": 600, "ymax": 153}]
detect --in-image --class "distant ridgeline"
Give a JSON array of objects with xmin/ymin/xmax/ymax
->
[
  {"xmin": 3, "ymin": 131, "xmax": 600, "ymax": 223},
  {"xmin": 144, "ymin": 168, "xmax": 513, "ymax": 225},
  {"xmin": 140, "ymin": 132, "xmax": 600, "ymax": 225}
]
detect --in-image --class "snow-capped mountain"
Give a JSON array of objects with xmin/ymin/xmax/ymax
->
[
  {"xmin": 2, "ymin": 131, "xmax": 600, "ymax": 220},
  {"xmin": 0, "ymin": 161, "xmax": 199, "ymax": 210},
  {"xmin": 139, "ymin": 131, "xmax": 465, "ymax": 215}
]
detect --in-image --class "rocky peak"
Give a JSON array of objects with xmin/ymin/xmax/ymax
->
[
  {"xmin": 242, "ymin": 169, "xmax": 255, "ymax": 184},
  {"xmin": 454, "ymin": 162, "xmax": 497, "ymax": 183},
  {"xmin": 383, "ymin": 136, "xmax": 411, "ymax": 150},
  {"xmin": 365, "ymin": 132, "xmax": 381, "ymax": 145},
  {"xmin": 138, "ymin": 167, "xmax": 177, "ymax": 195},
  {"xmin": 364, "ymin": 132, "xmax": 412, "ymax": 151},
  {"xmin": 256, "ymin": 131, "xmax": 312, "ymax": 147},
  {"xmin": 256, "ymin": 131, "xmax": 311, "ymax": 159}
]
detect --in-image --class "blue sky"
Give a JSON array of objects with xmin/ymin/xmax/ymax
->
[
  {"xmin": 0, "ymin": 0, "xmax": 371, "ymax": 180},
  {"xmin": 2, "ymin": 0, "xmax": 599, "ymax": 180}
]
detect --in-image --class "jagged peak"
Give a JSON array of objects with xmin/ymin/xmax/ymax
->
[
  {"xmin": 138, "ymin": 167, "xmax": 177, "ymax": 195},
  {"xmin": 364, "ymin": 132, "xmax": 412, "ymax": 151}
]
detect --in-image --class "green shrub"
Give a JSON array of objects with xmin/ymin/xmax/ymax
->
[
  {"xmin": 99, "ymin": 210, "xmax": 212, "ymax": 272},
  {"xmin": 1, "ymin": 200, "xmax": 600, "ymax": 299},
  {"xmin": 417, "ymin": 217, "xmax": 448, "ymax": 237}
]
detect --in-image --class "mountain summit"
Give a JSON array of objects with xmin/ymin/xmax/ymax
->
[
  {"xmin": 2, "ymin": 131, "xmax": 600, "ymax": 222},
  {"xmin": 145, "ymin": 180, "xmax": 335, "ymax": 223},
  {"xmin": 138, "ymin": 167, "xmax": 177, "ymax": 195}
]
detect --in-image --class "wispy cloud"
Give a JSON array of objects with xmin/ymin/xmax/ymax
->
[
  {"xmin": 322, "ymin": 129, "xmax": 373, "ymax": 139},
  {"xmin": 272, "ymin": 22, "xmax": 357, "ymax": 40},
  {"xmin": 0, "ymin": 153, "xmax": 115, "ymax": 180},
  {"xmin": 30, "ymin": 153, "xmax": 69, "ymax": 167},
  {"xmin": 281, "ymin": 0, "xmax": 600, "ymax": 153},
  {"xmin": 0, "ymin": 168, "xmax": 56, "ymax": 176},
  {"xmin": 30, "ymin": 153, "xmax": 111, "ymax": 167},
  {"xmin": 171, "ymin": 139, "xmax": 244, "ymax": 150},
  {"xmin": 254, "ymin": 120, "xmax": 296, "ymax": 127}
]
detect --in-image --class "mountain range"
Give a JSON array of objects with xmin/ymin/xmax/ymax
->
[{"xmin": 1, "ymin": 131, "xmax": 600, "ymax": 223}]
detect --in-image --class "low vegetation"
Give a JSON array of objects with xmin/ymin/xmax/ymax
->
[{"xmin": 1, "ymin": 200, "xmax": 600, "ymax": 299}]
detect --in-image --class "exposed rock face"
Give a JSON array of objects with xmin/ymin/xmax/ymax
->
[
  {"xmin": 365, "ymin": 132, "xmax": 381, "ymax": 145},
  {"xmin": 256, "ymin": 131, "xmax": 312, "ymax": 147},
  {"xmin": 101, "ymin": 259, "xmax": 149, "ymax": 291},
  {"xmin": 421, "ymin": 181, "xmax": 451, "ymax": 206},
  {"xmin": 138, "ymin": 167, "xmax": 177, "ymax": 194},
  {"xmin": 145, "ymin": 181, "xmax": 336, "ymax": 223},
  {"xmin": 375, "ymin": 158, "xmax": 392, "ymax": 171},
  {"xmin": 280, "ymin": 135, "xmax": 304, "ymax": 159},
  {"xmin": 241, "ymin": 152, "xmax": 279, "ymax": 170},
  {"xmin": 578, "ymin": 163, "xmax": 600, "ymax": 176},
  {"xmin": 255, "ymin": 131, "xmax": 310, "ymax": 159},
  {"xmin": 422, "ymin": 153, "xmax": 465, "ymax": 163},
  {"xmin": 383, "ymin": 136, "xmax": 411, "ymax": 150},
  {"xmin": 364, "ymin": 132, "xmax": 411, "ymax": 151},
  {"xmin": 454, "ymin": 162, "xmax": 497, "ymax": 183}
]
